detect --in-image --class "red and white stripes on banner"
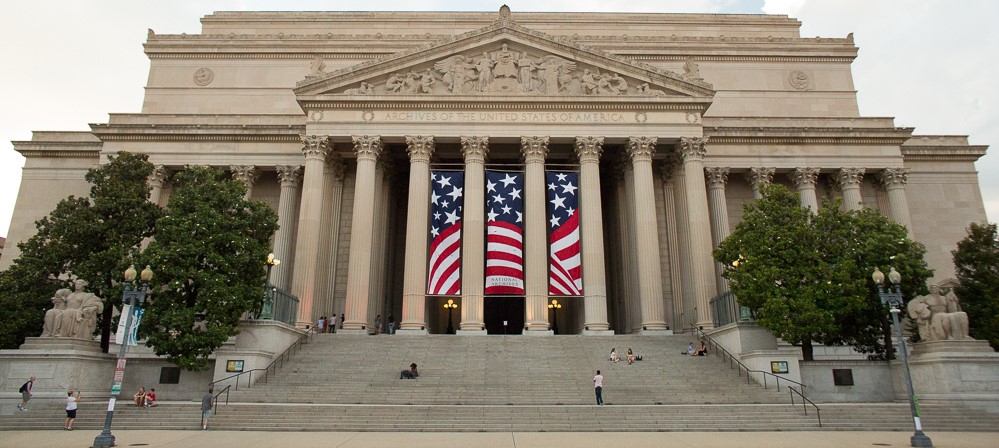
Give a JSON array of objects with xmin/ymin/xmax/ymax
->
[
  {"xmin": 427, "ymin": 170, "xmax": 464, "ymax": 295},
  {"xmin": 546, "ymin": 171, "xmax": 583, "ymax": 296},
  {"xmin": 484, "ymin": 170, "xmax": 525, "ymax": 295}
]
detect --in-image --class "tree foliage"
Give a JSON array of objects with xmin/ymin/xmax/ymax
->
[
  {"xmin": 140, "ymin": 166, "xmax": 278, "ymax": 370},
  {"xmin": 0, "ymin": 152, "xmax": 160, "ymax": 349},
  {"xmin": 952, "ymin": 223, "xmax": 999, "ymax": 349},
  {"xmin": 714, "ymin": 184, "xmax": 931, "ymax": 360}
]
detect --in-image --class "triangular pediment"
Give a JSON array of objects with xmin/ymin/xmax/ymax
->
[{"xmin": 294, "ymin": 16, "xmax": 714, "ymax": 100}]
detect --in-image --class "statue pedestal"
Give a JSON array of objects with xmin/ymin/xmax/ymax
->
[
  {"xmin": 0, "ymin": 337, "xmax": 114, "ymax": 415},
  {"xmin": 892, "ymin": 339, "xmax": 999, "ymax": 413}
]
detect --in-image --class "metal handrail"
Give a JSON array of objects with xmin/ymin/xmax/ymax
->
[
  {"xmin": 209, "ymin": 326, "xmax": 317, "ymax": 393},
  {"xmin": 211, "ymin": 384, "xmax": 230, "ymax": 415},
  {"xmin": 788, "ymin": 385, "xmax": 822, "ymax": 427},
  {"xmin": 691, "ymin": 324, "xmax": 821, "ymax": 426}
]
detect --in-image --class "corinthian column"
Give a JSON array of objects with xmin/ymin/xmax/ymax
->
[
  {"xmin": 747, "ymin": 167, "xmax": 775, "ymax": 200},
  {"xmin": 318, "ymin": 156, "xmax": 346, "ymax": 319},
  {"xmin": 838, "ymin": 168, "xmax": 865, "ymax": 211},
  {"xmin": 679, "ymin": 137, "xmax": 718, "ymax": 329},
  {"xmin": 522, "ymin": 136, "xmax": 552, "ymax": 334},
  {"xmin": 148, "ymin": 165, "xmax": 169, "ymax": 206},
  {"xmin": 399, "ymin": 136, "xmax": 434, "ymax": 334},
  {"xmin": 272, "ymin": 165, "xmax": 302, "ymax": 291},
  {"xmin": 230, "ymin": 165, "xmax": 259, "ymax": 200},
  {"xmin": 575, "ymin": 136, "xmax": 612, "ymax": 334},
  {"xmin": 627, "ymin": 136, "xmax": 668, "ymax": 332},
  {"xmin": 880, "ymin": 168, "xmax": 914, "ymax": 234},
  {"xmin": 343, "ymin": 136, "xmax": 383, "ymax": 332},
  {"xmin": 459, "ymin": 136, "xmax": 489, "ymax": 334},
  {"xmin": 791, "ymin": 168, "xmax": 820, "ymax": 213},
  {"xmin": 705, "ymin": 167, "xmax": 731, "ymax": 294},
  {"xmin": 292, "ymin": 135, "xmax": 331, "ymax": 327}
]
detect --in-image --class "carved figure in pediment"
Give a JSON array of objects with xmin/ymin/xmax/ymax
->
[
  {"xmin": 637, "ymin": 83, "xmax": 667, "ymax": 96},
  {"xmin": 683, "ymin": 57, "xmax": 702, "ymax": 80},
  {"xmin": 345, "ymin": 81, "xmax": 374, "ymax": 95},
  {"xmin": 607, "ymin": 73, "xmax": 628, "ymax": 95},
  {"xmin": 474, "ymin": 52, "xmax": 496, "ymax": 92},
  {"xmin": 403, "ymin": 70, "xmax": 422, "ymax": 93},
  {"xmin": 581, "ymin": 69, "xmax": 598, "ymax": 95},
  {"xmin": 494, "ymin": 44, "xmax": 518, "ymax": 79},
  {"xmin": 386, "ymin": 73, "xmax": 405, "ymax": 93},
  {"xmin": 435, "ymin": 55, "xmax": 473, "ymax": 94},
  {"xmin": 309, "ymin": 54, "xmax": 327, "ymax": 77},
  {"xmin": 418, "ymin": 69, "xmax": 436, "ymax": 94},
  {"xmin": 536, "ymin": 55, "xmax": 576, "ymax": 95},
  {"xmin": 517, "ymin": 53, "xmax": 538, "ymax": 92}
]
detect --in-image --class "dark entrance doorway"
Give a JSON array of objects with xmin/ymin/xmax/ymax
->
[{"xmin": 484, "ymin": 298, "xmax": 525, "ymax": 334}]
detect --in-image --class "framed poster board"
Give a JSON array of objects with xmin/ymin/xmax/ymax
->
[
  {"xmin": 226, "ymin": 360, "xmax": 245, "ymax": 373},
  {"xmin": 770, "ymin": 361, "xmax": 789, "ymax": 374}
]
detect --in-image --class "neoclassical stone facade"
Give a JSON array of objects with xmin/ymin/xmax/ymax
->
[{"xmin": 2, "ymin": 8, "xmax": 989, "ymax": 335}]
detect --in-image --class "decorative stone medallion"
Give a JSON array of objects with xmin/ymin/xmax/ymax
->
[
  {"xmin": 193, "ymin": 67, "xmax": 215, "ymax": 86},
  {"xmin": 788, "ymin": 70, "xmax": 809, "ymax": 90}
]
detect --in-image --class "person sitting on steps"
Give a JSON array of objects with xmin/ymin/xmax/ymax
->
[
  {"xmin": 626, "ymin": 348, "xmax": 635, "ymax": 365},
  {"xmin": 400, "ymin": 363, "xmax": 419, "ymax": 379},
  {"xmin": 691, "ymin": 341, "xmax": 707, "ymax": 356},
  {"xmin": 610, "ymin": 348, "xmax": 620, "ymax": 363}
]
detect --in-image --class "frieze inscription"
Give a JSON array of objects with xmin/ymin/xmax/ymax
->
[{"xmin": 376, "ymin": 111, "xmax": 628, "ymax": 123}]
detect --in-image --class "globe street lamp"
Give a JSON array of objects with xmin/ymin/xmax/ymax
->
[
  {"xmin": 93, "ymin": 265, "xmax": 153, "ymax": 448},
  {"xmin": 260, "ymin": 253, "xmax": 280, "ymax": 319},
  {"xmin": 548, "ymin": 299, "xmax": 562, "ymax": 335},
  {"xmin": 443, "ymin": 299, "xmax": 458, "ymax": 334},
  {"xmin": 872, "ymin": 267, "xmax": 933, "ymax": 448}
]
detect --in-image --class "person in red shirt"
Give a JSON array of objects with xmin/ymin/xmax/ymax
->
[{"xmin": 145, "ymin": 388, "xmax": 157, "ymax": 407}]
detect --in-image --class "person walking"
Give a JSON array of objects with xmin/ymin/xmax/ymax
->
[
  {"xmin": 329, "ymin": 314, "xmax": 337, "ymax": 334},
  {"xmin": 201, "ymin": 388, "xmax": 214, "ymax": 430},
  {"xmin": 593, "ymin": 370, "xmax": 604, "ymax": 406},
  {"xmin": 17, "ymin": 376, "xmax": 35, "ymax": 411},
  {"xmin": 64, "ymin": 390, "xmax": 80, "ymax": 430}
]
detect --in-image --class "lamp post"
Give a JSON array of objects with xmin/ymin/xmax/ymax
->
[
  {"xmin": 260, "ymin": 253, "xmax": 280, "ymax": 319},
  {"xmin": 872, "ymin": 267, "xmax": 933, "ymax": 448},
  {"xmin": 93, "ymin": 265, "xmax": 153, "ymax": 448},
  {"xmin": 547, "ymin": 299, "xmax": 562, "ymax": 335},
  {"xmin": 443, "ymin": 299, "xmax": 458, "ymax": 334}
]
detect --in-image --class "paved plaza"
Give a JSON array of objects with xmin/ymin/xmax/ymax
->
[{"xmin": 1, "ymin": 430, "xmax": 996, "ymax": 448}]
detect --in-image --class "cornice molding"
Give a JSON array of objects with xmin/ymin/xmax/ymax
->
[
  {"xmin": 90, "ymin": 123, "xmax": 307, "ymax": 143},
  {"xmin": 300, "ymin": 99, "xmax": 709, "ymax": 112}
]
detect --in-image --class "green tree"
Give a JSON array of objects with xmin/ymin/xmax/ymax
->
[
  {"xmin": 952, "ymin": 223, "xmax": 999, "ymax": 349},
  {"xmin": 141, "ymin": 166, "xmax": 278, "ymax": 370},
  {"xmin": 0, "ymin": 152, "xmax": 160, "ymax": 350},
  {"xmin": 714, "ymin": 184, "xmax": 931, "ymax": 360}
]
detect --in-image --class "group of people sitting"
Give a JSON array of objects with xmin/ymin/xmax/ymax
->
[
  {"xmin": 132, "ymin": 387, "xmax": 157, "ymax": 407},
  {"xmin": 687, "ymin": 341, "xmax": 708, "ymax": 356},
  {"xmin": 609, "ymin": 347, "xmax": 640, "ymax": 364}
]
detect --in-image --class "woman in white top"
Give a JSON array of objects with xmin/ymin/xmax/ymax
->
[
  {"xmin": 65, "ymin": 390, "xmax": 80, "ymax": 430},
  {"xmin": 610, "ymin": 348, "xmax": 620, "ymax": 363}
]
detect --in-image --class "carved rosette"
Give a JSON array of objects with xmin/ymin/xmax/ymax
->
[
  {"xmin": 352, "ymin": 135, "xmax": 384, "ymax": 162},
  {"xmin": 520, "ymin": 136, "xmax": 550, "ymax": 164},
  {"xmin": 626, "ymin": 136, "xmax": 657, "ymax": 163},
  {"xmin": 148, "ymin": 165, "xmax": 170, "ymax": 188},
  {"xmin": 276, "ymin": 165, "xmax": 303, "ymax": 187},
  {"xmin": 301, "ymin": 135, "xmax": 331, "ymax": 160},
  {"xmin": 574, "ymin": 136, "xmax": 604, "ymax": 164},
  {"xmin": 678, "ymin": 137, "xmax": 708, "ymax": 162},
  {"xmin": 879, "ymin": 168, "xmax": 910, "ymax": 189},
  {"xmin": 790, "ymin": 167, "xmax": 820, "ymax": 188},
  {"xmin": 230, "ymin": 165, "xmax": 259, "ymax": 186},
  {"xmin": 836, "ymin": 168, "xmax": 866, "ymax": 187},
  {"xmin": 326, "ymin": 154, "xmax": 346, "ymax": 181},
  {"xmin": 705, "ymin": 167, "xmax": 730, "ymax": 188},
  {"xmin": 747, "ymin": 167, "xmax": 776, "ymax": 190},
  {"xmin": 460, "ymin": 136, "xmax": 489, "ymax": 163},
  {"xmin": 406, "ymin": 136, "xmax": 436, "ymax": 163}
]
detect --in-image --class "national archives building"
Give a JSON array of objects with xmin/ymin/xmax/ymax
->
[{"xmin": 2, "ymin": 7, "xmax": 989, "ymax": 336}]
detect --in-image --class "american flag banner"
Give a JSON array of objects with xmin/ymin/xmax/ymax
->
[
  {"xmin": 546, "ymin": 171, "xmax": 583, "ymax": 296},
  {"xmin": 427, "ymin": 170, "xmax": 464, "ymax": 295},
  {"xmin": 484, "ymin": 170, "xmax": 525, "ymax": 295}
]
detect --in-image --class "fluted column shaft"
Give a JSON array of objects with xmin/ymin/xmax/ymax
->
[
  {"xmin": 672, "ymin": 165, "xmax": 695, "ymax": 330},
  {"xmin": 148, "ymin": 165, "xmax": 168, "ymax": 206},
  {"xmin": 791, "ymin": 168, "xmax": 820, "ymax": 213},
  {"xmin": 460, "ymin": 137, "xmax": 488, "ymax": 332},
  {"xmin": 343, "ymin": 136, "xmax": 383, "ymax": 331},
  {"xmin": 705, "ymin": 167, "xmax": 731, "ymax": 294},
  {"xmin": 322, "ymin": 159, "xmax": 346, "ymax": 318},
  {"xmin": 838, "ymin": 168, "xmax": 865, "ymax": 211},
  {"xmin": 679, "ymin": 137, "xmax": 718, "ymax": 329},
  {"xmin": 292, "ymin": 135, "xmax": 331, "ymax": 327},
  {"xmin": 522, "ymin": 137, "xmax": 551, "ymax": 333},
  {"xmin": 881, "ymin": 168, "xmax": 914, "ymax": 235},
  {"xmin": 231, "ymin": 165, "xmax": 259, "ymax": 200},
  {"xmin": 659, "ymin": 164, "xmax": 684, "ymax": 331},
  {"xmin": 612, "ymin": 168, "xmax": 635, "ymax": 332},
  {"xmin": 273, "ymin": 165, "xmax": 303, "ymax": 291},
  {"xmin": 576, "ymin": 137, "xmax": 611, "ymax": 333},
  {"xmin": 628, "ymin": 137, "xmax": 667, "ymax": 331},
  {"xmin": 400, "ymin": 136, "xmax": 434, "ymax": 333},
  {"xmin": 367, "ymin": 162, "xmax": 388, "ymax": 330}
]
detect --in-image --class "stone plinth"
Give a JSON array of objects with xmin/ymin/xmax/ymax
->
[
  {"xmin": 894, "ymin": 339, "xmax": 999, "ymax": 413},
  {"xmin": 0, "ymin": 337, "xmax": 113, "ymax": 415}
]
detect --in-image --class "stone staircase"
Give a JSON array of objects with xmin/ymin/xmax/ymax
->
[{"xmin": 3, "ymin": 334, "xmax": 998, "ymax": 432}]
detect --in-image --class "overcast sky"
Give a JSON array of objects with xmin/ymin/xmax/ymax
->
[{"xmin": 1, "ymin": 0, "xmax": 996, "ymax": 239}]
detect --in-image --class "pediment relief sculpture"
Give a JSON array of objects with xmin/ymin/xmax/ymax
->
[{"xmin": 333, "ymin": 43, "xmax": 674, "ymax": 98}]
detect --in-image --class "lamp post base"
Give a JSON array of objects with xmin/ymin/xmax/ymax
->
[
  {"xmin": 93, "ymin": 432, "xmax": 116, "ymax": 447},
  {"xmin": 911, "ymin": 432, "xmax": 933, "ymax": 447}
]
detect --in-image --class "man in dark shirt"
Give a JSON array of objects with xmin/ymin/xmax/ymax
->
[{"xmin": 201, "ymin": 388, "xmax": 214, "ymax": 430}]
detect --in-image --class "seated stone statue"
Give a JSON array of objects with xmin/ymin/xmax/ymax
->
[
  {"xmin": 908, "ymin": 284, "xmax": 970, "ymax": 341},
  {"xmin": 41, "ymin": 288, "xmax": 71, "ymax": 337},
  {"xmin": 57, "ymin": 279, "xmax": 104, "ymax": 339}
]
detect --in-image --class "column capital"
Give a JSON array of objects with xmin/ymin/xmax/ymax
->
[
  {"xmin": 326, "ymin": 154, "xmax": 346, "ymax": 181},
  {"xmin": 627, "ymin": 136, "xmax": 658, "ymax": 162},
  {"xmin": 790, "ymin": 167, "xmax": 820, "ymax": 188},
  {"xmin": 678, "ymin": 137, "xmax": 708, "ymax": 161},
  {"xmin": 705, "ymin": 167, "xmax": 730, "ymax": 188},
  {"xmin": 230, "ymin": 165, "xmax": 259, "ymax": 185},
  {"xmin": 520, "ymin": 136, "xmax": 549, "ymax": 164},
  {"xmin": 836, "ymin": 167, "xmax": 865, "ymax": 187},
  {"xmin": 148, "ymin": 165, "xmax": 169, "ymax": 188},
  {"xmin": 352, "ymin": 135, "xmax": 383, "ymax": 162},
  {"xmin": 879, "ymin": 167, "xmax": 910, "ymax": 188},
  {"xmin": 405, "ymin": 136, "xmax": 436, "ymax": 163},
  {"xmin": 301, "ymin": 135, "xmax": 331, "ymax": 160},
  {"xmin": 574, "ymin": 136, "xmax": 605, "ymax": 164},
  {"xmin": 460, "ymin": 136, "xmax": 489, "ymax": 163},
  {"xmin": 747, "ymin": 167, "xmax": 776, "ymax": 188},
  {"xmin": 276, "ymin": 165, "xmax": 303, "ymax": 187}
]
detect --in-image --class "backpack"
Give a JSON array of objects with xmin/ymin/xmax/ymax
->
[{"xmin": 19, "ymin": 381, "xmax": 31, "ymax": 393}]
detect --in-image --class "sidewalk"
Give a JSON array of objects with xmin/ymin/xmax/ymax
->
[{"xmin": 1, "ymin": 430, "xmax": 995, "ymax": 448}]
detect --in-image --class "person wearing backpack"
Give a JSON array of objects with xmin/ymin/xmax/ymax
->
[{"xmin": 18, "ymin": 376, "xmax": 36, "ymax": 411}]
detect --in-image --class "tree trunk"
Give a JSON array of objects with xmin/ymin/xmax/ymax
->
[{"xmin": 800, "ymin": 339, "xmax": 814, "ymax": 361}]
